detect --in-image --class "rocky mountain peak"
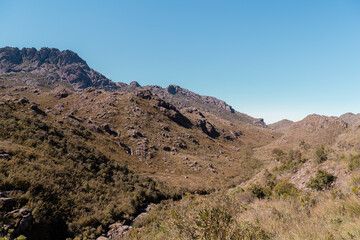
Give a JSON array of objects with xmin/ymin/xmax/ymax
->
[
  {"xmin": 130, "ymin": 81, "xmax": 141, "ymax": 87},
  {"xmin": 0, "ymin": 47, "xmax": 117, "ymax": 91}
]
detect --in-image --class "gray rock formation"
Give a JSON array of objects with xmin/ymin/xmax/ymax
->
[{"xmin": 0, "ymin": 47, "xmax": 118, "ymax": 91}]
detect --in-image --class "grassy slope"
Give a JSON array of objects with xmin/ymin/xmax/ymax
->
[
  {"xmin": 0, "ymin": 81, "xmax": 280, "ymax": 239},
  {"xmin": 3, "ymin": 77, "xmax": 360, "ymax": 239},
  {"xmin": 0, "ymin": 100, "xmax": 171, "ymax": 239}
]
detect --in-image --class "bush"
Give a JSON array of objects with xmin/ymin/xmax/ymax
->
[
  {"xmin": 196, "ymin": 206, "xmax": 233, "ymax": 239},
  {"xmin": 249, "ymin": 184, "xmax": 272, "ymax": 199},
  {"xmin": 272, "ymin": 148, "xmax": 284, "ymax": 157},
  {"xmin": 348, "ymin": 154, "xmax": 360, "ymax": 170},
  {"xmin": 314, "ymin": 146, "xmax": 327, "ymax": 164},
  {"xmin": 307, "ymin": 170, "xmax": 337, "ymax": 190},
  {"xmin": 233, "ymin": 221, "xmax": 270, "ymax": 240},
  {"xmin": 277, "ymin": 150, "xmax": 306, "ymax": 172},
  {"xmin": 273, "ymin": 180, "xmax": 298, "ymax": 197}
]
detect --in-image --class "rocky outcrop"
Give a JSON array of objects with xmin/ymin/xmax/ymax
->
[
  {"xmin": 0, "ymin": 47, "xmax": 118, "ymax": 91},
  {"xmin": 196, "ymin": 119, "xmax": 220, "ymax": 138},
  {"xmin": 144, "ymin": 85, "xmax": 236, "ymax": 114},
  {"xmin": 339, "ymin": 112, "xmax": 360, "ymax": 126},
  {"xmin": 253, "ymin": 118, "xmax": 267, "ymax": 128},
  {"xmin": 130, "ymin": 81, "xmax": 141, "ymax": 88},
  {"xmin": 0, "ymin": 191, "xmax": 33, "ymax": 239}
]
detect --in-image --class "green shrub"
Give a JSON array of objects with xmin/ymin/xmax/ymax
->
[
  {"xmin": 233, "ymin": 221, "xmax": 270, "ymax": 240},
  {"xmin": 273, "ymin": 180, "xmax": 298, "ymax": 197},
  {"xmin": 249, "ymin": 184, "xmax": 272, "ymax": 199},
  {"xmin": 314, "ymin": 146, "xmax": 327, "ymax": 164},
  {"xmin": 276, "ymin": 150, "xmax": 306, "ymax": 172},
  {"xmin": 0, "ymin": 103, "xmax": 170, "ymax": 239},
  {"xmin": 307, "ymin": 170, "xmax": 337, "ymax": 190},
  {"xmin": 196, "ymin": 206, "xmax": 233, "ymax": 239},
  {"xmin": 348, "ymin": 154, "xmax": 360, "ymax": 170}
]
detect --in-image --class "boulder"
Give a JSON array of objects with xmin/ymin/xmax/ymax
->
[
  {"xmin": 103, "ymin": 124, "xmax": 118, "ymax": 137},
  {"xmin": 0, "ymin": 197, "xmax": 15, "ymax": 211},
  {"xmin": 253, "ymin": 118, "xmax": 267, "ymax": 128},
  {"xmin": 197, "ymin": 119, "xmax": 220, "ymax": 138},
  {"xmin": 17, "ymin": 98, "xmax": 29, "ymax": 104},
  {"xmin": 54, "ymin": 89, "xmax": 70, "ymax": 99},
  {"xmin": 0, "ymin": 154, "xmax": 11, "ymax": 160},
  {"xmin": 96, "ymin": 237, "xmax": 108, "ymax": 240},
  {"xmin": 136, "ymin": 90, "xmax": 152, "ymax": 100},
  {"xmin": 166, "ymin": 85, "xmax": 180, "ymax": 95}
]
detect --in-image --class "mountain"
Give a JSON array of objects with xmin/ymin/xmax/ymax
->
[
  {"xmin": 0, "ymin": 47, "xmax": 280, "ymax": 239},
  {"xmin": 0, "ymin": 47, "xmax": 118, "ymax": 90},
  {"xmin": 2, "ymin": 47, "xmax": 360, "ymax": 240},
  {"xmin": 267, "ymin": 114, "xmax": 348, "ymax": 149},
  {"xmin": 268, "ymin": 119, "xmax": 294, "ymax": 131},
  {"xmin": 339, "ymin": 112, "xmax": 360, "ymax": 126},
  {"xmin": 0, "ymin": 47, "xmax": 267, "ymax": 128}
]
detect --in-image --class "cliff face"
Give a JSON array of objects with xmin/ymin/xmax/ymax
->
[{"xmin": 0, "ymin": 47, "xmax": 118, "ymax": 90}]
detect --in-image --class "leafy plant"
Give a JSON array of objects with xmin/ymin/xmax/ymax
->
[
  {"xmin": 307, "ymin": 170, "xmax": 337, "ymax": 190},
  {"xmin": 348, "ymin": 154, "xmax": 360, "ymax": 170},
  {"xmin": 273, "ymin": 180, "xmax": 298, "ymax": 197},
  {"xmin": 314, "ymin": 146, "xmax": 327, "ymax": 164},
  {"xmin": 249, "ymin": 184, "xmax": 272, "ymax": 199}
]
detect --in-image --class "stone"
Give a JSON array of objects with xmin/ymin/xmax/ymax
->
[
  {"xmin": 135, "ymin": 90, "xmax": 152, "ymax": 99},
  {"xmin": 166, "ymin": 85, "xmax": 180, "ymax": 95},
  {"xmin": 163, "ymin": 146, "xmax": 171, "ymax": 151},
  {"xmin": 0, "ymin": 197, "xmax": 15, "ymax": 211},
  {"xmin": 96, "ymin": 237, "xmax": 108, "ymax": 240},
  {"xmin": 253, "ymin": 118, "xmax": 268, "ymax": 128},
  {"xmin": 0, "ymin": 154, "xmax": 11, "ymax": 160},
  {"xmin": 103, "ymin": 124, "xmax": 118, "ymax": 137},
  {"xmin": 54, "ymin": 89, "xmax": 70, "ymax": 99},
  {"xmin": 18, "ymin": 97, "xmax": 29, "ymax": 104},
  {"xmin": 197, "ymin": 119, "xmax": 220, "ymax": 138}
]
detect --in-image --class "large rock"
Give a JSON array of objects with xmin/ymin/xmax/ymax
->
[
  {"xmin": 197, "ymin": 119, "xmax": 220, "ymax": 138},
  {"xmin": 253, "ymin": 118, "xmax": 268, "ymax": 128},
  {"xmin": 0, "ymin": 197, "xmax": 15, "ymax": 211}
]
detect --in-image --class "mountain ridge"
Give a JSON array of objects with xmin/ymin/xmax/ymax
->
[{"xmin": 0, "ymin": 46, "xmax": 266, "ymax": 127}]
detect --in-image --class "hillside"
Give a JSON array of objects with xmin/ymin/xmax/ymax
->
[
  {"xmin": 265, "ymin": 114, "xmax": 348, "ymax": 150},
  {"xmin": 268, "ymin": 119, "xmax": 294, "ymax": 131},
  {"xmin": 2, "ymin": 47, "xmax": 360, "ymax": 240},
  {"xmin": 340, "ymin": 112, "xmax": 360, "ymax": 126},
  {"xmin": 0, "ymin": 47, "xmax": 281, "ymax": 239},
  {"xmin": 0, "ymin": 47, "xmax": 264, "ymax": 128}
]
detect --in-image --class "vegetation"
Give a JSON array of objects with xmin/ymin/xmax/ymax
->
[
  {"xmin": 307, "ymin": 170, "xmax": 337, "ymax": 191},
  {"xmin": 314, "ymin": 146, "xmax": 327, "ymax": 164},
  {"xmin": 0, "ymin": 102, "xmax": 172, "ymax": 239},
  {"xmin": 273, "ymin": 180, "xmax": 298, "ymax": 197},
  {"xmin": 126, "ymin": 188, "xmax": 360, "ymax": 239},
  {"xmin": 1, "ymin": 76, "xmax": 360, "ymax": 239},
  {"xmin": 274, "ymin": 149, "xmax": 306, "ymax": 173},
  {"xmin": 348, "ymin": 154, "xmax": 360, "ymax": 170},
  {"xmin": 249, "ymin": 184, "xmax": 272, "ymax": 199}
]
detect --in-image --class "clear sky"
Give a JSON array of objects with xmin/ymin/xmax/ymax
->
[{"xmin": 1, "ymin": 0, "xmax": 360, "ymax": 123}]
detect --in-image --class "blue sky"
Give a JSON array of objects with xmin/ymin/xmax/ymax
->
[{"xmin": 1, "ymin": 0, "xmax": 360, "ymax": 123}]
